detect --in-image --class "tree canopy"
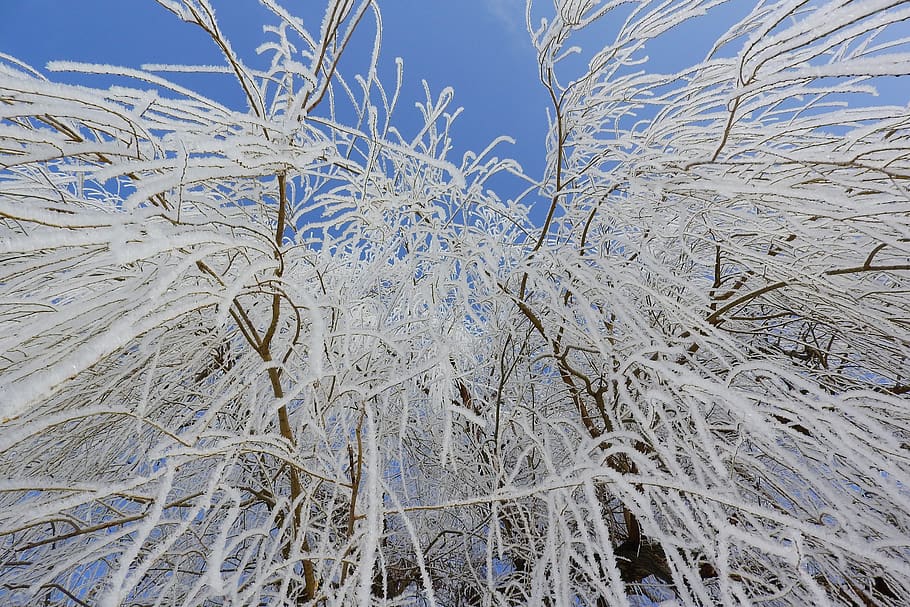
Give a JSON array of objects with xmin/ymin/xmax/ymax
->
[{"xmin": 1, "ymin": 1, "xmax": 909, "ymax": 605}]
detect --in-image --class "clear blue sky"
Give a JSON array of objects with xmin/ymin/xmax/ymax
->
[
  {"xmin": 2, "ymin": 1, "xmax": 905, "ymax": 206},
  {"xmin": 0, "ymin": 1, "xmax": 549, "ymax": 186},
  {"xmin": 0, "ymin": 1, "xmax": 757, "ymax": 194}
]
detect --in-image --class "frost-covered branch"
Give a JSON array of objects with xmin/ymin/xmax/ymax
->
[{"xmin": 2, "ymin": 0, "xmax": 909, "ymax": 605}]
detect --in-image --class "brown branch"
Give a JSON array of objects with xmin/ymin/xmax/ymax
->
[
  {"xmin": 707, "ymin": 263, "xmax": 910, "ymax": 327},
  {"xmin": 340, "ymin": 411, "xmax": 365, "ymax": 584},
  {"xmin": 39, "ymin": 114, "xmax": 170, "ymax": 210},
  {"xmin": 17, "ymin": 491, "xmax": 204, "ymax": 551},
  {"xmin": 3, "ymin": 583, "xmax": 92, "ymax": 607},
  {"xmin": 305, "ymin": 0, "xmax": 372, "ymax": 114}
]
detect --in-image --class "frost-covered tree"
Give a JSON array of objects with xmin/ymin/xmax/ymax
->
[{"xmin": 1, "ymin": 0, "xmax": 909, "ymax": 605}]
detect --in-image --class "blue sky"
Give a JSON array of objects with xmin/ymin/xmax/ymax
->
[
  {"xmin": 0, "ymin": 1, "xmax": 754, "ymax": 195},
  {"xmin": 0, "ymin": 1, "xmax": 549, "ymax": 185},
  {"xmin": 2, "ymin": 1, "xmax": 906, "ymax": 208}
]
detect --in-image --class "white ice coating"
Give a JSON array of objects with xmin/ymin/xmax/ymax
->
[{"xmin": 0, "ymin": 0, "xmax": 909, "ymax": 605}]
